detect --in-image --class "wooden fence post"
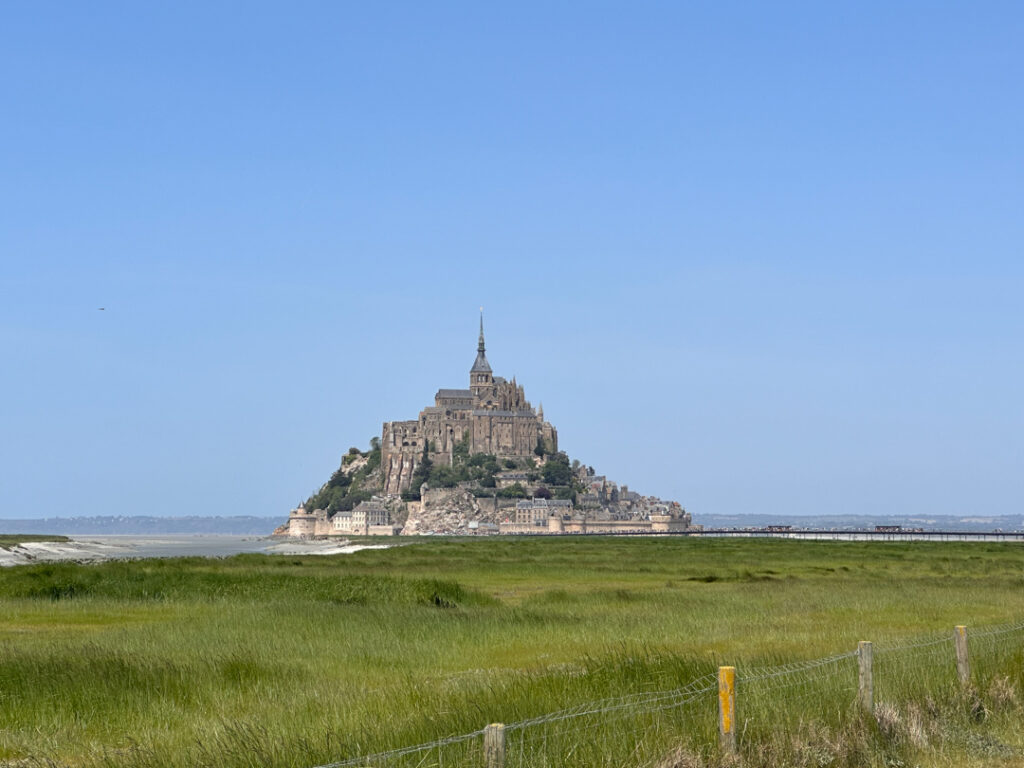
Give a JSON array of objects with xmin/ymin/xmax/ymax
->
[
  {"xmin": 954, "ymin": 625, "xmax": 970, "ymax": 687},
  {"xmin": 718, "ymin": 666, "xmax": 736, "ymax": 754},
  {"xmin": 483, "ymin": 723, "xmax": 505, "ymax": 768},
  {"xmin": 857, "ymin": 641, "xmax": 873, "ymax": 713}
]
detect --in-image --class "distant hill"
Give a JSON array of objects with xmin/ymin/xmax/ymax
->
[{"xmin": 0, "ymin": 516, "xmax": 282, "ymax": 535}]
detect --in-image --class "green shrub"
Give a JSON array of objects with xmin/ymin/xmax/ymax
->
[
  {"xmin": 542, "ymin": 453, "xmax": 572, "ymax": 485},
  {"xmin": 496, "ymin": 483, "xmax": 528, "ymax": 499}
]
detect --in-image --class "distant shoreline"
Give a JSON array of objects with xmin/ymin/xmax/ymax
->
[
  {"xmin": 0, "ymin": 516, "xmax": 283, "ymax": 536},
  {"xmin": 2, "ymin": 512, "xmax": 1021, "ymax": 537}
]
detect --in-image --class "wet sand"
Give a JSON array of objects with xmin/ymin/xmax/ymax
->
[{"xmin": 0, "ymin": 535, "xmax": 393, "ymax": 566}]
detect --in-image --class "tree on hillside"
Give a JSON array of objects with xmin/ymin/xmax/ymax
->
[
  {"xmin": 497, "ymin": 483, "xmax": 528, "ymax": 499},
  {"xmin": 428, "ymin": 465, "xmax": 461, "ymax": 488},
  {"xmin": 327, "ymin": 467, "xmax": 353, "ymax": 489},
  {"xmin": 553, "ymin": 486, "xmax": 576, "ymax": 503},
  {"xmin": 452, "ymin": 432, "xmax": 470, "ymax": 463},
  {"xmin": 542, "ymin": 453, "xmax": 572, "ymax": 486}
]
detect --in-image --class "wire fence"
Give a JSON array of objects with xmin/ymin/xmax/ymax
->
[{"xmin": 311, "ymin": 620, "xmax": 1024, "ymax": 768}]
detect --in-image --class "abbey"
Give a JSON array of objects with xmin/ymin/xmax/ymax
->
[
  {"xmin": 281, "ymin": 314, "xmax": 695, "ymax": 538},
  {"xmin": 381, "ymin": 316, "xmax": 558, "ymax": 494}
]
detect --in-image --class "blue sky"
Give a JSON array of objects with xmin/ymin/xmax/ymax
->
[{"xmin": 1, "ymin": 2, "xmax": 1021, "ymax": 521}]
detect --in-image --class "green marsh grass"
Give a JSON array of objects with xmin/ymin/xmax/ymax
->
[{"xmin": 1, "ymin": 537, "xmax": 1023, "ymax": 767}]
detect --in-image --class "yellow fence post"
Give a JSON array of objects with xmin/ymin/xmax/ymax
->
[
  {"xmin": 483, "ymin": 723, "xmax": 505, "ymax": 768},
  {"xmin": 857, "ymin": 641, "xmax": 873, "ymax": 713},
  {"xmin": 954, "ymin": 625, "xmax": 970, "ymax": 687},
  {"xmin": 718, "ymin": 665, "xmax": 736, "ymax": 754}
]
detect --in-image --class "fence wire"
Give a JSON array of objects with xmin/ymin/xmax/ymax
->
[
  {"xmin": 311, "ymin": 619, "xmax": 1024, "ymax": 768},
  {"xmin": 504, "ymin": 674, "xmax": 717, "ymax": 733},
  {"xmin": 738, "ymin": 651, "xmax": 855, "ymax": 683},
  {"xmin": 315, "ymin": 728, "xmax": 486, "ymax": 768}
]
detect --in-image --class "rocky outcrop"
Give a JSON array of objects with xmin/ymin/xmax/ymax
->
[
  {"xmin": 293, "ymin": 436, "xmax": 691, "ymax": 537},
  {"xmin": 382, "ymin": 447, "xmax": 419, "ymax": 496},
  {"xmin": 401, "ymin": 486, "xmax": 516, "ymax": 535}
]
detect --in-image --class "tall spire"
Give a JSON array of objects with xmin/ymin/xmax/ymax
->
[{"xmin": 470, "ymin": 308, "xmax": 492, "ymax": 375}]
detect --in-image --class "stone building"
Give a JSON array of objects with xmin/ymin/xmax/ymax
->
[
  {"xmin": 333, "ymin": 498, "xmax": 399, "ymax": 536},
  {"xmin": 382, "ymin": 315, "xmax": 558, "ymax": 494},
  {"xmin": 287, "ymin": 503, "xmax": 332, "ymax": 537},
  {"xmin": 287, "ymin": 498, "xmax": 398, "ymax": 538},
  {"xmin": 514, "ymin": 498, "xmax": 572, "ymax": 524},
  {"xmin": 498, "ymin": 498, "xmax": 694, "ymax": 535},
  {"xmin": 498, "ymin": 499, "xmax": 573, "ymax": 534}
]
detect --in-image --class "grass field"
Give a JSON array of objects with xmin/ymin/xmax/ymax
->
[{"xmin": 1, "ymin": 537, "xmax": 1023, "ymax": 767}]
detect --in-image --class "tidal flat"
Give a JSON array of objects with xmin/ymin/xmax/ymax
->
[
  {"xmin": 1, "ymin": 537, "xmax": 1023, "ymax": 767},
  {"xmin": 0, "ymin": 535, "xmax": 380, "ymax": 566}
]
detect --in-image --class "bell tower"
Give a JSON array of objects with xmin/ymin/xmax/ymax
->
[{"xmin": 469, "ymin": 310, "xmax": 493, "ymax": 399}]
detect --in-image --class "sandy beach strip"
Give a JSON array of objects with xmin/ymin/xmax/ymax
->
[{"xmin": 0, "ymin": 536, "xmax": 394, "ymax": 566}]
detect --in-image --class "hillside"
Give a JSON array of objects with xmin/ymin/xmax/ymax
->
[{"xmin": 298, "ymin": 437, "xmax": 688, "ymax": 536}]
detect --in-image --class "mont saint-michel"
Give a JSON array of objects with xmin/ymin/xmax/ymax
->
[{"xmin": 284, "ymin": 316, "xmax": 693, "ymax": 537}]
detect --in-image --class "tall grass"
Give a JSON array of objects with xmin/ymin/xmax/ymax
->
[{"xmin": 1, "ymin": 538, "xmax": 1023, "ymax": 766}]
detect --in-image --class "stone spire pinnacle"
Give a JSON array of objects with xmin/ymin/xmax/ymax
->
[{"xmin": 470, "ymin": 308, "xmax": 492, "ymax": 375}]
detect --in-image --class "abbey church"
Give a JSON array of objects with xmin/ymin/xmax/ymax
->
[
  {"xmin": 381, "ymin": 316, "xmax": 558, "ymax": 494},
  {"xmin": 283, "ymin": 314, "xmax": 694, "ymax": 538}
]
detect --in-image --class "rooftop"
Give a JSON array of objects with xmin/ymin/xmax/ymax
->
[
  {"xmin": 436, "ymin": 389, "xmax": 474, "ymax": 400},
  {"xmin": 517, "ymin": 499, "xmax": 572, "ymax": 509}
]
